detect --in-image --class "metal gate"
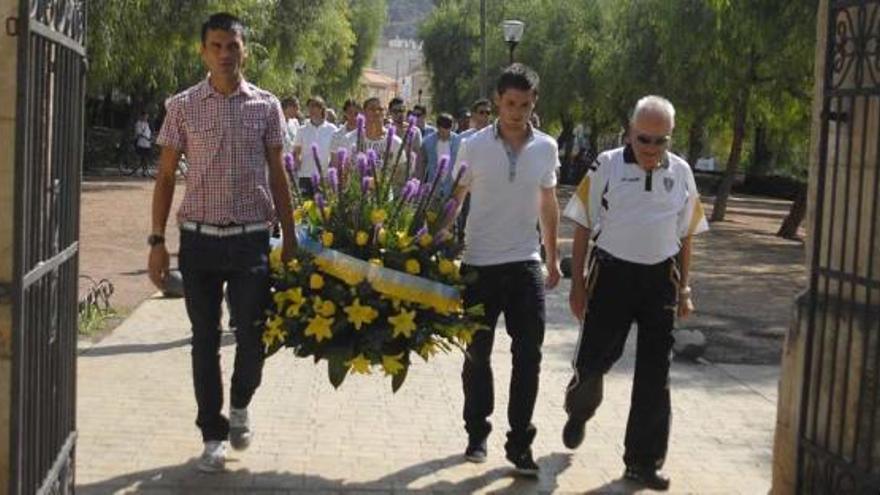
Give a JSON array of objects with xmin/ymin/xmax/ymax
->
[
  {"xmin": 10, "ymin": 0, "xmax": 86, "ymax": 494},
  {"xmin": 798, "ymin": 0, "xmax": 880, "ymax": 492}
]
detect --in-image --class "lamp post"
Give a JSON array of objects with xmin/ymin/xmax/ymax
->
[
  {"xmin": 294, "ymin": 60, "xmax": 306, "ymax": 97},
  {"xmin": 502, "ymin": 20, "xmax": 525, "ymax": 65}
]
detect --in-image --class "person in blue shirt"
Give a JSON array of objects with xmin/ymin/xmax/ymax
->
[{"xmin": 419, "ymin": 113, "xmax": 461, "ymax": 192}]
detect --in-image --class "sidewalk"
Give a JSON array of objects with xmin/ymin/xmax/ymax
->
[{"xmin": 76, "ymin": 282, "xmax": 778, "ymax": 494}]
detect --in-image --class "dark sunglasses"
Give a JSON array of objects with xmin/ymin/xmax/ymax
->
[{"xmin": 635, "ymin": 134, "xmax": 671, "ymax": 146}]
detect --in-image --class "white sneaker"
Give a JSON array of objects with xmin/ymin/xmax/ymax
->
[
  {"xmin": 229, "ymin": 408, "xmax": 252, "ymax": 451},
  {"xmin": 197, "ymin": 441, "xmax": 226, "ymax": 473}
]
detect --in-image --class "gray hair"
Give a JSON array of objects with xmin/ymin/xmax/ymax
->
[{"xmin": 630, "ymin": 95, "xmax": 676, "ymax": 127}]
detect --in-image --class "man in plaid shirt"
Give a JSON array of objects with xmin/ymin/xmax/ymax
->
[{"xmin": 147, "ymin": 12, "xmax": 296, "ymax": 473}]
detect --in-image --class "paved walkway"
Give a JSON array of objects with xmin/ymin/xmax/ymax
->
[{"xmin": 75, "ymin": 280, "xmax": 778, "ymax": 495}]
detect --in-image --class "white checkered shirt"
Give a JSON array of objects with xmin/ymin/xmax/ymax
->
[{"xmin": 157, "ymin": 77, "xmax": 285, "ymax": 225}]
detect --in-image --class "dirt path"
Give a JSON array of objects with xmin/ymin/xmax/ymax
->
[{"xmin": 79, "ymin": 178, "xmax": 805, "ymax": 363}]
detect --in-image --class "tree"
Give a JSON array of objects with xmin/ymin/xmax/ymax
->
[{"xmin": 85, "ymin": 0, "xmax": 387, "ymax": 123}]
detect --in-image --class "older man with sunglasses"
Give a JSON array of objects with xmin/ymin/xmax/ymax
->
[{"xmin": 560, "ymin": 95, "xmax": 708, "ymax": 491}]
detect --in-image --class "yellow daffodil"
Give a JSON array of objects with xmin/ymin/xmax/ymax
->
[
  {"xmin": 304, "ymin": 315, "xmax": 334, "ymax": 342},
  {"xmin": 419, "ymin": 340, "xmax": 440, "ymax": 360},
  {"xmin": 262, "ymin": 316, "xmax": 287, "ymax": 347},
  {"xmin": 396, "ymin": 231, "xmax": 413, "ymax": 248},
  {"xmin": 347, "ymin": 353, "xmax": 372, "ymax": 374},
  {"xmin": 321, "ymin": 231, "xmax": 334, "ymax": 247},
  {"xmin": 405, "ymin": 259, "xmax": 421, "ymax": 275},
  {"xmin": 388, "ymin": 309, "xmax": 417, "ymax": 338},
  {"xmin": 371, "ymin": 208, "xmax": 387, "ymax": 225},
  {"xmin": 344, "ymin": 298, "xmax": 379, "ymax": 330},
  {"xmin": 382, "ymin": 353, "xmax": 405, "ymax": 376},
  {"xmin": 457, "ymin": 327, "xmax": 475, "ymax": 345},
  {"xmin": 285, "ymin": 302, "xmax": 303, "ymax": 318},
  {"xmin": 323, "ymin": 206, "xmax": 332, "ymax": 219},
  {"xmin": 302, "ymin": 200, "xmax": 315, "ymax": 213},
  {"xmin": 438, "ymin": 258, "xmax": 456, "ymax": 276},
  {"xmin": 269, "ymin": 247, "xmax": 283, "ymax": 272},
  {"xmin": 426, "ymin": 211, "xmax": 438, "ymax": 223},
  {"xmin": 309, "ymin": 273, "xmax": 325, "ymax": 290},
  {"xmin": 377, "ymin": 228, "xmax": 388, "ymax": 245},
  {"xmin": 355, "ymin": 230, "xmax": 369, "ymax": 246},
  {"xmin": 286, "ymin": 258, "xmax": 301, "ymax": 272},
  {"xmin": 418, "ymin": 233, "xmax": 433, "ymax": 248},
  {"xmin": 293, "ymin": 208, "xmax": 304, "ymax": 223},
  {"xmin": 313, "ymin": 296, "xmax": 336, "ymax": 317}
]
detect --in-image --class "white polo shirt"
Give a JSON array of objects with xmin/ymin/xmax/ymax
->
[
  {"xmin": 293, "ymin": 119, "xmax": 337, "ymax": 178},
  {"xmin": 563, "ymin": 145, "xmax": 709, "ymax": 264},
  {"xmin": 343, "ymin": 128, "xmax": 402, "ymax": 168},
  {"xmin": 455, "ymin": 124, "xmax": 559, "ymax": 266}
]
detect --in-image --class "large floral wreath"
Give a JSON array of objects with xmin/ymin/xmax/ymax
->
[{"xmin": 263, "ymin": 115, "xmax": 485, "ymax": 391}]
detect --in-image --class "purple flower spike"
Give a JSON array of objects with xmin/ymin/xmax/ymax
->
[
  {"xmin": 387, "ymin": 125, "xmax": 397, "ymax": 143},
  {"xmin": 311, "ymin": 143, "xmax": 320, "ymax": 160},
  {"xmin": 437, "ymin": 155, "xmax": 450, "ymax": 179},
  {"xmin": 311, "ymin": 172, "xmax": 320, "ymax": 192},
  {"xmin": 456, "ymin": 162, "xmax": 469, "ymax": 180},
  {"xmin": 356, "ymin": 153, "xmax": 368, "ymax": 176},
  {"xmin": 406, "ymin": 124, "xmax": 416, "ymax": 140},
  {"xmin": 366, "ymin": 148, "xmax": 378, "ymax": 165},
  {"xmin": 416, "ymin": 225, "xmax": 428, "ymax": 238},
  {"xmin": 407, "ymin": 114, "xmax": 417, "ymax": 127},
  {"xmin": 401, "ymin": 180, "xmax": 416, "ymax": 202},
  {"xmin": 315, "ymin": 192, "xmax": 326, "ymax": 211},
  {"xmin": 327, "ymin": 167, "xmax": 339, "ymax": 192},
  {"xmin": 356, "ymin": 113, "xmax": 365, "ymax": 131},
  {"xmin": 337, "ymin": 149, "xmax": 349, "ymax": 168},
  {"xmin": 283, "ymin": 153, "xmax": 294, "ymax": 174},
  {"xmin": 443, "ymin": 197, "xmax": 459, "ymax": 220},
  {"xmin": 361, "ymin": 176, "xmax": 373, "ymax": 193}
]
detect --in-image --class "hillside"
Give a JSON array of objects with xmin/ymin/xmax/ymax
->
[{"xmin": 384, "ymin": 0, "xmax": 434, "ymax": 39}]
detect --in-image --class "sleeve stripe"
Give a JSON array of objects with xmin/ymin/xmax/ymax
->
[
  {"xmin": 574, "ymin": 175, "xmax": 592, "ymax": 229},
  {"xmin": 687, "ymin": 196, "xmax": 707, "ymax": 236}
]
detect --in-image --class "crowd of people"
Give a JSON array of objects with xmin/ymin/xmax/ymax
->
[{"xmin": 146, "ymin": 12, "xmax": 708, "ymax": 492}]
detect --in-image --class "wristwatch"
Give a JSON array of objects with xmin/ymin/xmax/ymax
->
[{"xmin": 147, "ymin": 234, "xmax": 165, "ymax": 247}]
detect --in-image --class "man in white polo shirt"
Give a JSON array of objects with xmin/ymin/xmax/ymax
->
[
  {"xmin": 444, "ymin": 63, "xmax": 561, "ymax": 476},
  {"xmin": 561, "ymin": 95, "xmax": 708, "ymax": 491},
  {"xmin": 293, "ymin": 96, "xmax": 337, "ymax": 196}
]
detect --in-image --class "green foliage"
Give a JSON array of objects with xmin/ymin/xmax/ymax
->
[
  {"xmin": 420, "ymin": 0, "xmax": 817, "ymax": 182},
  {"xmin": 86, "ymin": 0, "xmax": 387, "ymax": 112}
]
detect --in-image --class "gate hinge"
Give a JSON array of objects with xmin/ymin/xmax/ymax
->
[{"xmin": 5, "ymin": 16, "xmax": 17, "ymax": 37}]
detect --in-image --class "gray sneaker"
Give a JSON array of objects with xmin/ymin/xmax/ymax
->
[
  {"xmin": 229, "ymin": 407, "xmax": 252, "ymax": 451},
  {"xmin": 197, "ymin": 441, "xmax": 226, "ymax": 473}
]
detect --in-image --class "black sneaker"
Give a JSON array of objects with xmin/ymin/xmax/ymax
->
[
  {"xmin": 506, "ymin": 449, "xmax": 539, "ymax": 477},
  {"xmin": 623, "ymin": 465, "xmax": 670, "ymax": 491},
  {"xmin": 464, "ymin": 439, "xmax": 487, "ymax": 463},
  {"xmin": 562, "ymin": 415, "xmax": 586, "ymax": 449}
]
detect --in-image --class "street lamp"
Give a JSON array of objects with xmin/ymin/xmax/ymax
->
[{"xmin": 502, "ymin": 20, "xmax": 525, "ymax": 65}]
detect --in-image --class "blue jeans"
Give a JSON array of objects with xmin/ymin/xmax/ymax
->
[
  {"xmin": 179, "ymin": 229, "xmax": 270, "ymax": 442},
  {"xmin": 461, "ymin": 260, "xmax": 546, "ymax": 454}
]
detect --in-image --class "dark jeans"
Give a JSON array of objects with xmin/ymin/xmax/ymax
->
[
  {"xmin": 461, "ymin": 260, "xmax": 546, "ymax": 455},
  {"xmin": 179, "ymin": 229, "xmax": 271, "ymax": 442},
  {"xmin": 568, "ymin": 249, "xmax": 678, "ymax": 469}
]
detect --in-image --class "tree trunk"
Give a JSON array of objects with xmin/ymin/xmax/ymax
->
[
  {"xmin": 558, "ymin": 114, "xmax": 574, "ymax": 183},
  {"xmin": 686, "ymin": 117, "xmax": 705, "ymax": 166},
  {"xmin": 777, "ymin": 183, "xmax": 807, "ymax": 239},
  {"xmin": 749, "ymin": 123, "xmax": 772, "ymax": 179},
  {"xmin": 711, "ymin": 90, "xmax": 750, "ymax": 222}
]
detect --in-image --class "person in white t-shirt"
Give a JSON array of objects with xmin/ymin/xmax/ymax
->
[
  {"xmin": 134, "ymin": 111, "xmax": 154, "ymax": 175},
  {"xmin": 441, "ymin": 64, "xmax": 560, "ymax": 477},
  {"xmin": 293, "ymin": 96, "xmax": 337, "ymax": 196},
  {"xmin": 281, "ymin": 97, "xmax": 301, "ymax": 155},
  {"xmin": 329, "ymin": 99, "xmax": 361, "ymax": 165},
  {"xmin": 560, "ymin": 95, "xmax": 709, "ymax": 491},
  {"xmin": 344, "ymin": 97, "xmax": 402, "ymax": 170}
]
